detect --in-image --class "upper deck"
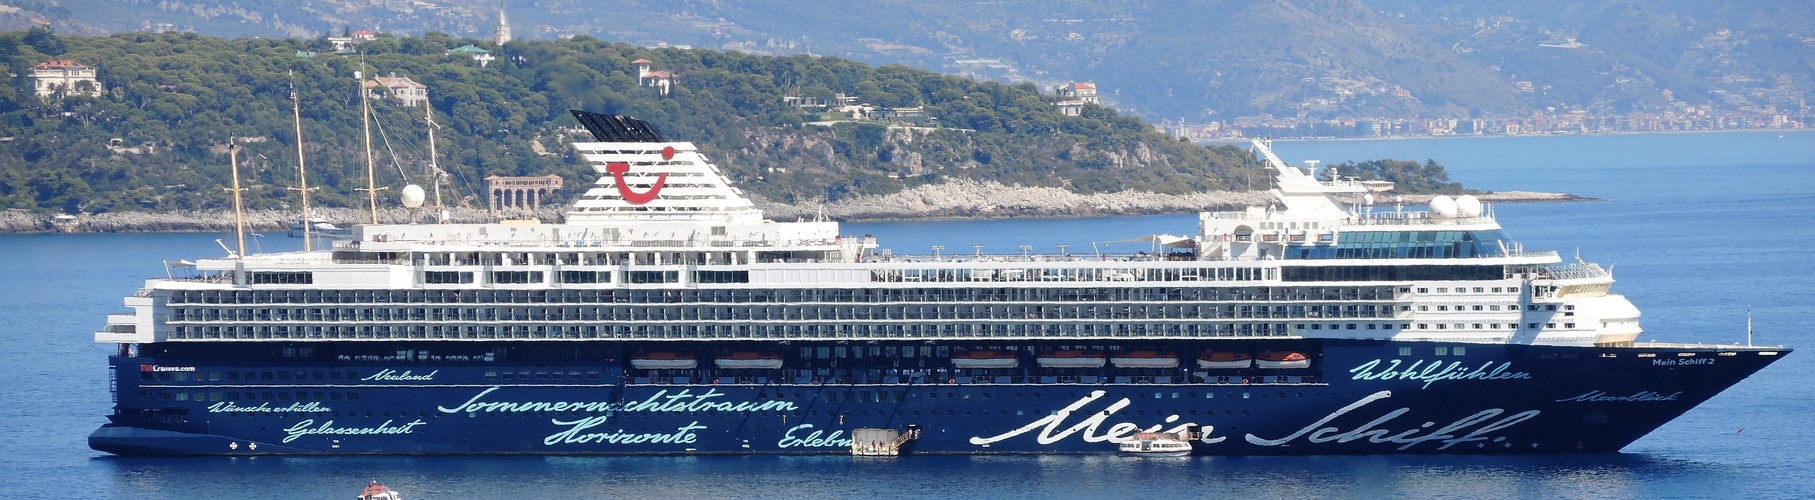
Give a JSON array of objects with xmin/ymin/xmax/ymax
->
[{"xmin": 97, "ymin": 114, "xmax": 1630, "ymax": 348}]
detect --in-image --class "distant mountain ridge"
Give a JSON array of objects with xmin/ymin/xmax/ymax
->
[{"xmin": 18, "ymin": 0, "xmax": 1811, "ymax": 126}]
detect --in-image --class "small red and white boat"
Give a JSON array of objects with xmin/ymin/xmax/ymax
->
[
  {"xmin": 950, "ymin": 349, "xmax": 1020, "ymax": 369},
  {"xmin": 1036, "ymin": 349, "xmax": 1106, "ymax": 368},
  {"xmin": 1196, "ymin": 351, "xmax": 1253, "ymax": 369},
  {"xmin": 1255, "ymin": 351, "xmax": 1311, "ymax": 369},
  {"xmin": 1110, "ymin": 350, "xmax": 1180, "ymax": 369},
  {"xmin": 356, "ymin": 479, "xmax": 401, "ymax": 500},
  {"xmin": 630, "ymin": 350, "xmax": 698, "ymax": 370},
  {"xmin": 714, "ymin": 351, "xmax": 784, "ymax": 369}
]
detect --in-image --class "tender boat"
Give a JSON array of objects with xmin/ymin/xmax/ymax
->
[
  {"xmin": 851, "ymin": 426, "xmax": 921, "ymax": 456},
  {"xmin": 1036, "ymin": 349, "xmax": 1106, "ymax": 368},
  {"xmin": 1255, "ymin": 351, "xmax": 1311, "ymax": 369},
  {"xmin": 713, "ymin": 351, "xmax": 784, "ymax": 369},
  {"xmin": 951, "ymin": 349, "xmax": 1020, "ymax": 369},
  {"xmin": 1197, "ymin": 351, "xmax": 1253, "ymax": 369},
  {"xmin": 630, "ymin": 351, "xmax": 699, "ymax": 370},
  {"xmin": 1110, "ymin": 350, "xmax": 1180, "ymax": 368},
  {"xmin": 1118, "ymin": 432, "xmax": 1193, "ymax": 457}
]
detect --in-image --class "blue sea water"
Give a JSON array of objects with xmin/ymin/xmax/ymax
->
[{"xmin": 2, "ymin": 131, "xmax": 1811, "ymax": 499}]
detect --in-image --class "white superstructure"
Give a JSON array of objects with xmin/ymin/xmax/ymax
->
[{"xmin": 96, "ymin": 116, "xmax": 1639, "ymax": 349}]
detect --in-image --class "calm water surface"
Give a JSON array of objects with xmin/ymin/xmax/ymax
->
[{"xmin": 2, "ymin": 131, "xmax": 1811, "ymax": 499}]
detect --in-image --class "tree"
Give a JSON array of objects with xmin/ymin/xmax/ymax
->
[{"xmin": 23, "ymin": 26, "xmax": 64, "ymax": 56}]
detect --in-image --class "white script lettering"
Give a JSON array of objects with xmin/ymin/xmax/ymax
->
[
  {"xmin": 778, "ymin": 424, "xmax": 853, "ymax": 449},
  {"xmin": 542, "ymin": 417, "xmax": 706, "ymax": 446},
  {"xmin": 1555, "ymin": 390, "xmax": 1682, "ymax": 403},
  {"xmin": 437, "ymin": 387, "xmax": 797, "ymax": 415},
  {"xmin": 968, "ymin": 390, "xmax": 1225, "ymax": 446},
  {"xmin": 361, "ymin": 369, "xmax": 439, "ymax": 381},
  {"xmin": 282, "ymin": 419, "xmax": 426, "ymax": 443},
  {"xmin": 1350, "ymin": 359, "xmax": 1532, "ymax": 389},
  {"xmin": 1244, "ymin": 390, "xmax": 1541, "ymax": 450},
  {"xmin": 208, "ymin": 401, "xmax": 331, "ymax": 413}
]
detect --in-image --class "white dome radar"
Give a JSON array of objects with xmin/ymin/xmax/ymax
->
[
  {"xmin": 401, "ymin": 184, "xmax": 426, "ymax": 209},
  {"xmin": 1456, "ymin": 194, "xmax": 1482, "ymax": 218},
  {"xmin": 1429, "ymin": 195, "xmax": 1457, "ymax": 219}
]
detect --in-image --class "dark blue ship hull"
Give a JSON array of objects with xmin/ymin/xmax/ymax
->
[{"xmin": 90, "ymin": 340, "xmax": 1787, "ymax": 456}]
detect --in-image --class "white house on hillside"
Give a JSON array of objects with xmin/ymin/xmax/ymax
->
[
  {"xmin": 364, "ymin": 73, "xmax": 428, "ymax": 107},
  {"xmin": 632, "ymin": 58, "xmax": 675, "ymax": 96},
  {"xmin": 31, "ymin": 60, "xmax": 103, "ymax": 98}
]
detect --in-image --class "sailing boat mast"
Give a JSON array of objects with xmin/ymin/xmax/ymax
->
[
  {"xmin": 226, "ymin": 139, "xmax": 246, "ymax": 260},
  {"xmin": 288, "ymin": 71, "xmax": 314, "ymax": 251},
  {"xmin": 358, "ymin": 59, "xmax": 381, "ymax": 224},
  {"xmin": 425, "ymin": 98, "xmax": 446, "ymax": 223}
]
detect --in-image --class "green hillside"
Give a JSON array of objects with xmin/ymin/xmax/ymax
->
[{"xmin": 0, "ymin": 29, "xmax": 1287, "ymax": 215}]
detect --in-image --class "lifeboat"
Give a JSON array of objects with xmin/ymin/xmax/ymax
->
[
  {"xmin": 1255, "ymin": 351, "xmax": 1311, "ymax": 369},
  {"xmin": 950, "ymin": 349, "xmax": 1020, "ymax": 369},
  {"xmin": 1196, "ymin": 351, "xmax": 1253, "ymax": 369},
  {"xmin": 1036, "ymin": 349, "xmax": 1106, "ymax": 368},
  {"xmin": 630, "ymin": 350, "xmax": 698, "ymax": 370},
  {"xmin": 714, "ymin": 351, "xmax": 784, "ymax": 369},
  {"xmin": 1110, "ymin": 350, "xmax": 1180, "ymax": 369}
]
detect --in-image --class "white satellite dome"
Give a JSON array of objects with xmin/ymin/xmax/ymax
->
[
  {"xmin": 1362, "ymin": 193, "xmax": 1376, "ymax": 206},
  {"xmin": 1429, "ymin": 195, "xmax": 1457, "ymax": 219},
  {"xmin": 401, "ymin": 184, "xmax": 426, "ymax": 209},
  {"xmin": 1455, "ymin": 194, "xmax": 1482, "ymax": 218}
]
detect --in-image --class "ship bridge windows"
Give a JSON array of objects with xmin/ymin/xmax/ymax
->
[
  {"xmin": 424, "ymin": 271, "xmax": 475, "ymax": 284},
  {"xmin": 627, "ymin": 271, "xmax": 679, "ymax": 284},
  {"xmin": 1282, "ymin": 265, "xmax": 1504, "ymax": 282},
  {"xmin": 248, "ymin": 272, "xmax": 313, "ymax": 285},
  {"xmin": 490, "ymin": 271, "xmax": 545, "ymax": 284},
  {"xmin": 1287, "ymin": 230, "xmax": 1519, "ymax": 260}
]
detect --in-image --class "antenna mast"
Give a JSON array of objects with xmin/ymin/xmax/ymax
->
[
  {"xmin": 358, "ymin": 58, "xmax": 382, "ymax": 224},
  {"xmin": 426, "ymin": 98, "xmax": 446, "ymax": 223},
  {"xmin": 226, "ymin": 139, "xmax": 246, "ymax": 260},
  {"xmin": 289, "ymin": 71, "xmax": 314, "ymax": 251}
]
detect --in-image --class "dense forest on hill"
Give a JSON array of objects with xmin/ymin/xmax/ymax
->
[
  {"xmin": 0, "ymin": 29, "xmax": 1287, "ymax": 215},
  {"xmin": 0, "ymin": 29, "xmax": 1476, "ymax": 217}
]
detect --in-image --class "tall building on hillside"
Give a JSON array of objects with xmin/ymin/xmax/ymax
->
[{"xmin": 491, "ymin": 0, "xmax": 512, "ymax": 44}]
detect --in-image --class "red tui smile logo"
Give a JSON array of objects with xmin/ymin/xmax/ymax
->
[{"xmin": 607, "ymin": 146, "xmax": 674, "ymax": 204}]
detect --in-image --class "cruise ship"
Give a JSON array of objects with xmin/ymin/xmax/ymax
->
[{"xmin": 89, "ymin": 111, "xmax": 1788, "ymax": 456}]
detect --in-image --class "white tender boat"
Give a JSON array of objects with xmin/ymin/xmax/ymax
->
[
  {"xmin": 631, "ymin": 351, "xmax": 699, "ymax": 370},
  {"xmin": 1036, "ymin": 350, "xmax": 1106, "ymax": 368},
  {"xmin": 1110, "ymin": 350, "xmax": 1180, "ymax": 368},
  {"xmin": 1119, "ymin": 432, "xmax": 1193, "ymax": 457},
  {"xmin": 713, "ymin": 351, "xmax": 783, "ymax": 369},
  {"xmin": 951, "ymin": 350, "xmax": 1020, "ymax": 369},
  {"xmin": 1197, "ymin": 350, "xmax": 1253, "ymax": 369},
  {"xmin": 1255, "ymin": 351, "xmax": 1311, "ymax": 369}
]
